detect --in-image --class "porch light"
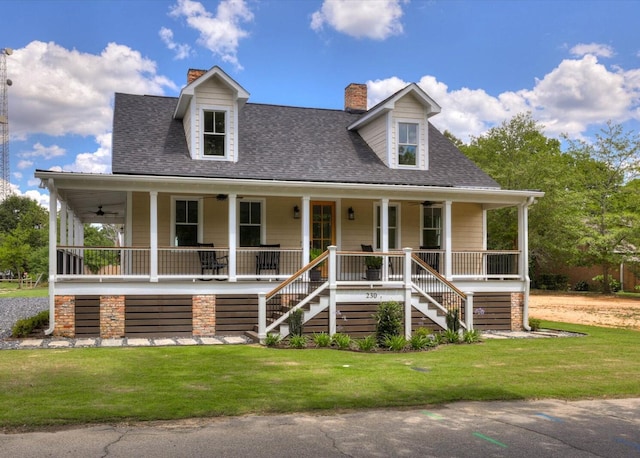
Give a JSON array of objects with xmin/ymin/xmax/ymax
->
[
  {"xmin": 293, "ymin": 205, "xmax": 300, "ymax": 219},
  {"xmin": 348, "ymin": 207, "xmax": 355, "ymax": 220}
]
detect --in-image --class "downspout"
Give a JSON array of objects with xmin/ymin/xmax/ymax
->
[
  {"xmin": 522, "ymin": 196, "xmax": 535, "ymax": 331},
  {"xmin": 45, "ymin": 179, "xmax": 57, "ymax": 335}
]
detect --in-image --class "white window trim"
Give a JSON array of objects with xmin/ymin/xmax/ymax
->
[
  {"xmin": 170, "ymin": 196, "xmax": 203, "ymax": 246},
  {"xmin": 420, "ymin": 205, "xmax": 443, "ymax": 249},
  {"xmin": 237, "ymin": 199, "xmax": 266, "ymax": 246},
  {"xmin": 374, "ymin": 202, "xmax": 400, "ymax": 250},
  {"xmin": 199, "ymin": 105, "xmax": 230, "ymax": 161},
  {"xmin": 395, "ymin": 119, "xmax": 422, "ymax": 169}
]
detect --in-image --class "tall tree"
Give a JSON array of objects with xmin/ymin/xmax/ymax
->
[
  {"xmin": 564, "ymin": 122, "xmax": 640, "ymax": 292},
  {"xmin": 461, "ymin": 113, "xmax": 584, "ymax": 272}
]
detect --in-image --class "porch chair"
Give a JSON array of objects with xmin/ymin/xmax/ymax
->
[
  {"xmin": 418, "ymin": 245, "xmax": 439, "ymax": 273},
  {"xmin": 256, "ymin": 244, "xmax": 281, "ymax": 277},
  {"xmin": 197, "ymin": 243, "xmax": 228, "ymax": 278}
]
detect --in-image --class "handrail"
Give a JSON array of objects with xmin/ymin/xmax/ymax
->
[
  {"xmin": 265, "ymin": 250, "xmax": 329, "ymax": 300},
  {"xmin": 411, "ymin": 253, "xmax": 466, "ymax": 299}
]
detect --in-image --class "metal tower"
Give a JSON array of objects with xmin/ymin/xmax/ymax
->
[{"xmin": 0, "ymin": 48, "xmax": 12, "ymax": 200}]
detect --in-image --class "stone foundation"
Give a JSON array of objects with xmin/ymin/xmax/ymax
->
[
  {"xmin": 54, "ymin": 295, "xmax": 75, "ymax": 337},
  {"xmin": 193, "ymin": 295, "xmax": 216, "ymax": 336},
  {"xmin": 100, "ymin": 295, "xmax": 125, "ymax": 338},
  {"xmin": 510, "ymin": 292, "xmax": 524, "ymax": 331}
]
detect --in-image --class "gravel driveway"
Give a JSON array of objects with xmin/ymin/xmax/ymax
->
[{"xmin": 0, "ymin": 297, "xmax": 49, "ymax": 339}]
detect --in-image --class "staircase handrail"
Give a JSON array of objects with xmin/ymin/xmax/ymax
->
[{"xmin": 265, "ymin": 250, "xmax": 329, "ymax": 300}]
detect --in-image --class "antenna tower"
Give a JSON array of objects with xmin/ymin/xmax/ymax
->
[{"xmin": 0, "ymin": 48, "xmax": 12, "ymax": 200}]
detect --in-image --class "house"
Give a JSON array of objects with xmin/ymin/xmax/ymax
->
[{"xmin": 35, "ymin": 66, "xmax": 543, "ymax": 341}]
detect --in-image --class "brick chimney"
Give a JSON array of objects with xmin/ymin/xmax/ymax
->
[
  {"xmin": 187, "ymin": 68, "xmax": 207, "ymax": 84},
  {"xmin": 344, "ymin": 83, "xmax": 367, "ymax": 113}
]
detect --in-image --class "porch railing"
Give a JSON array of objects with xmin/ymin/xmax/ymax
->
[{"xmin": 55, "ymin": 246, "xmax": 521, "ymax": 280}]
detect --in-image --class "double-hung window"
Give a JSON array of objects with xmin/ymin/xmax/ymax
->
[
  {"xmin": 422, "ymin": 207, "xmax": 442, "ymax": 248},
  {"xmin": 375, "ymin": 204, "xmax": 399, "ymax": 250},
  {"xmin": 398, "ymin": 122, "xmax": 418, "ymax": 167},
  {"xmin": 239, "ymin": 201, "xmax": 262, "ymax": 247},
  {"xmin": 202, "ymin": 110, "xmax": 226, "ymax": 157},
  {"xmin": 174, "ymin": 199, "xmax": 199, "ymax": 246}
]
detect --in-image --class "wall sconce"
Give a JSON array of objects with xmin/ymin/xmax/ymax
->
[
  {"xmin": 348, "ymin": 207, "xmax": 355, "ymax": 220},
  {"xmin": 293, "ymin": 205, "xmax": 300, "ymax": 219}
]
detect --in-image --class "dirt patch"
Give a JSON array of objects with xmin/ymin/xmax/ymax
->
[{"xmin": 529, "ymin": 292, "xmax": 640, "ymax": 330}]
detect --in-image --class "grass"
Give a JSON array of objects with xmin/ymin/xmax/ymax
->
[
  {"xmin": 0, "ymin": 282, "xmax": 48, "ymax": 298},
  {"xmin": 1, "ymin": 321, "xmax": 639, "ymax": 430}
]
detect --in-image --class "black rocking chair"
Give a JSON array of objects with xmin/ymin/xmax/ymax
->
[
  {"xmin": 256, "ymin": 244, "xmax": 281, "ymax": 277},
  {"xmin": 418, "ymin": 245, "xmax": 440, "ymax": 273},
  {"xmin": 197, "ymin": 243, "xmax": 228, "ymax": 278}
]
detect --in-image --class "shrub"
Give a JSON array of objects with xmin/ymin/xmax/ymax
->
[
  {"xmin": 574, "ymin": 280, "xmax": 590, "ymax": 291},
  {"xmin": 288, "ymin": 335, "xmax": 308, "ymax": 349},
  {"xmin": 536, "ymin": 273, "xmax": 569, "ymax": 291},
  {"xmin": 373, "ymin": 301, "xmax": 403, "ymax": 345},
  {"xmin": 442, "ymin": 328, "xmax": 460, "ymax": 344},
  {"xmin": 11, "ymin": 310, "xmax": 49, "ymax": 338},
  {"xmin": 384, "ymin": 335, "xmax": 407, "ymax": 351},
  {"xmin": 413, "ymin": 327, "xmax": 431, "ymax": 338},
  {"xmin": 331, "ymin": 333, "xmax": 352, "ymax": 350},
  {"xmin": 431, "ymin": 332, "xmax": 445, "ymax": 346},
  {"xmin": 462, "ymin": 329, "xmax": 482, "ymax": 343},
  {"xmin": 408, "ymin": 333, "xmax": 432, "ymax": 350},
  {"xmin": 446, "ymin": 308, "xmax": 460, "ymax": 332},
  {"xmin": 287, "ymin": 308, "xmax": 304, "ymax": 337},
  {"xmin": 264, "ymin": 333, "xmax": 282, "ymax": 347},
  {"xmin": 529, "ymin": 317, "xmax": 542, "ymax": 331},
  {"xmin": 312, "ymin": 332, "xmax": 331, "ymax": 347},
  {"xmin": 355, "ymin": 335, "xmax": 377, "ymax": 352}
]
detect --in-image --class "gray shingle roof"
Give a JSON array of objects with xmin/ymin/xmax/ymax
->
[{"xmin": 112, "ymin": 93, "xmax": 500, "ymax": 189}]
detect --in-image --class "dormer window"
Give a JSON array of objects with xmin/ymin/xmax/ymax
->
[
  {"xmin": 202, "ymin": 109, "xmax": 227, "ymax": 158},
  {"xmin": 398, "ymin": 122, "xmax": 418, "ymax": 167}
]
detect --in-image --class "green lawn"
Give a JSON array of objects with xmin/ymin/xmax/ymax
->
[
  {"xmin": 1, "ymin": 321, "xmax": 639, "ymax": 430},
  {"xmin": 0, "ymin": 282, "xmax": 48, "ymax": 298}
]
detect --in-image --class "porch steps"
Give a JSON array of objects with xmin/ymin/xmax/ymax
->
[{"xmin": 411, "ymin": 295, "xmax": 448, "ymax": 330}]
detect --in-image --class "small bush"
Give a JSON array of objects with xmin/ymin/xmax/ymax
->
[
  {"xmin": 332, "ymin": 333, "xmax": 352, "ymax": 350},
  {"xmin": 384, "ymin": 335, "xmax": 407, "ymax": 351},
  {"xmin": 442, "ymin": 329, "xmax": 460, "ymax": 344},
  {"xmin": 373, "ymin": 301, "xmax": 403, "ymax": 345},
  {"xmin": 287, "ymin": 308, "xmax": 304, "ymax": 337},
  {"xmin": 11, "ymin": 310, "xmax": 49, "ymax": 338},
  {"xmin": 289, "ymin": 335, "xmax": 308, "ymax": 349},
  {"xmin": 446, "ymin": 309, "xmax": 460, "ymax": 332},
  {"xmin": 462, "ymin": 329, "xmax": 482, "ymax": 343},
  {"xmin": 413, "ymin": 327, "xmax": 431, "ymax": 338},
  {"xmin": 431, "ymin": 332, "xmax": 445, "ymax": 346},
  {"xmin": 536, "ymin": 273, "xmax": 569, "ymax": 291},
  {"xmin": 529, "ymin": 317, "xmax": 542, "ymax": 331},
  {"xmin": 313, "ymin": 332, "xmax": 331, "ymax": 348},
  {"xmin": 574, "ymin": 280, "xmax": 590, "ymax": 291},
  {"xmin": 264, "ymin": 333, "xmax": 282, "ymax": 347},
  {"xmin": 408, "ymin": 334, "xmax": 432, "ymax": 350},
  {"xmin": 355, "ymin": 335, "xmax": 377, "ymax": 352}
]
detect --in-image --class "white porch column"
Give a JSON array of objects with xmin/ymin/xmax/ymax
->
[
  {"xmin": 46, "ymin": 179, "xmax": 57, "ymax": 334},
  {"xmin": 149, "ymin": 191, "xmax": 158, "ymax": 282},
  {"xmin": 302, "ymin": 196, "xmax": 310, "ymax": 262},
  {"xmin": 59, "ymin": 203, "xmax": 67, "ymax": 274},
  {"xmin": 380, "ymin": 198, "xmax": 389, "ymax": 252},
  {"xmin": 443, "ymin": 200, "xmax": 453, "ymax": 280},
  {"xmin": 328, "ymin": 245, "xmax": 337, "ymax": 335},
  {"xmin": 125, "ymin": 191, "xmax": 133, "ymax": 246},
  {"xmin": 404, "ymin": 247, "xmax": 413, "ymax": 339},
  {"xmin": 465, "ymin": 292, "xmax": 474, "ymax": 330},
  {"xmin": 518, "ymin": 198, "xmax": 532, "ymax": 330},
  {"xmin": 228, "ymin": 193, "xmax": 237, "ymax": 282},
  {"xmin": 67, "ymin": 209, "xmax": 74, "ymax": 248}
]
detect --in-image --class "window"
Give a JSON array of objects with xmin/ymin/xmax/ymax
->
[
  {"xmin": 422, "ymin": 207, "xmax": 442, "ymax": 248},
  {"xmin": 398, "ymin": 122, "xmax": 418, "ymax": 166},
  {"xmin": 203, "ymin": 110, "xmax": 226, "ymax": 157},
  {"xmin": 375, "ymin": 205, "xmax": 399, "ymax": 250},
  {"xmin": 175, "ymin": 199, "xmax": 199, "ymax": 246},
  {"xmin": 239, "ymin": 201, "xmax": 262, "ymax": 246}
]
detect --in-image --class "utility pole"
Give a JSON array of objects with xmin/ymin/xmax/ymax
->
[{"xmin": 0, "ymin": 47, "xmax": 13, "ymax": 201}]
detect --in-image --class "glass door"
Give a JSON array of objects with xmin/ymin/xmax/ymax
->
[{"xmin": 311, "ymin": 202, "xmax": 335, "ymax": 251}]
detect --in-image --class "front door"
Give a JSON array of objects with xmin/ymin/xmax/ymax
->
[{"xmin": 311, "ymin": 201, "xmax": 335, "ymax": 252}]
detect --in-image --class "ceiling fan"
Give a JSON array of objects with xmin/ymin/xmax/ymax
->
[
  {"xmin": 93, "ymin": 205, "xmax": 118, "ymax": 216},
  {"xmin": 410, "ymin": 201, "xmax": 439, "ymax": 207}
]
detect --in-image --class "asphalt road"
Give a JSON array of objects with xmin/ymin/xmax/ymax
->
[{"xmin": 2, "ymin": 398, "xmax": 639, "ymax": 457}]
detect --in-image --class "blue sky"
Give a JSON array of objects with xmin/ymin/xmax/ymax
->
[{"xmin": 1, "ymin": 0, "xmax": 639, "ymax": 206}]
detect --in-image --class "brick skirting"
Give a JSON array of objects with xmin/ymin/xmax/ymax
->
[
  {"xmin": 54, "ymin": 295, "xmax": 75, "ymax": 337},
  {"xmin": 193, "ymin": 295, "xmax": 216, "ymax": 336},
  {"xmin": 100, "ymin": 295, "xmax": 125, "ymax": 338},
  {"xmin": 510, "ymin": 292, "xmax": 524, "ymax": 331}
]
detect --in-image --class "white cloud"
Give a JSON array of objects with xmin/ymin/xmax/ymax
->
[
  {"xmin": 20, "ymin": 142, "xmax": 66, "ymax": 159},
  {"xmin": 366, "ymin": 51, "xmax": 640, "ymax": 141},
  {"xmin": 16, "ymin": 160, "xmax": 33, "ymax": 170},
  {"xmin": 159, "ymin": 27, "xmax": 192, "ymax": 60},
  {"xmin": 13, "ymin": 171, "xmax": 22, "ymax": 179},
  {"xmin": 311, "ymin": 0, "xmax": 405, "ymax": 40},
  {"xmin": 62, "ymin": 133, "xmax": 112, "ymax": 174},
  {"xmin": 570, "ymin": 42, "xmax": 615, "ymax": 58},
  {"xmin": 169, "ymin": 0, "xmax": 254, "ymax": 70},
  {"xmin": 7, "ymin": 41, "xmax": 177, "ymax": 140}
]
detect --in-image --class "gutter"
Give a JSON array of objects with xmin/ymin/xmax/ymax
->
[{"xmin": 522, "ymin": 196, "xmax": 536, "ymax": 331}]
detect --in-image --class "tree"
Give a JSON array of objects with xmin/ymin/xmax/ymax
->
[
  {"xmin": 564, "ymin": 122, "xmax": 640, "ymax": 292},
  {"xmin": 83, "ymin": 224, "xmax": 120, "ymax": 274},
  {"xmin": 460, "ymin": 113, "xmax": 585, "ymax": 272}
]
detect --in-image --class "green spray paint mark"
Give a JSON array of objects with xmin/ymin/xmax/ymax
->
[
  {"xmin": 421, "ymin": 410, "xmax": 444, "ymax": 420},
  {"xmin": 473, "ymin": 432, "xmax": 507, "ymax": 448}
]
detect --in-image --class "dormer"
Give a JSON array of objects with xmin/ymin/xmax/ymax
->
[
  {"xmin": 347, "ymin": 83, "xmax": 441, "ymax": 170},
  {"xmin": 173, "ymin": 66, "xmax": 250, "ymax": 162}
]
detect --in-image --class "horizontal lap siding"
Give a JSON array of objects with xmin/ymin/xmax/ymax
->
[
  {"xmin": 75, "ymin": 295, "xmax": 100, "ymax": 337},
  {"xmin": 473, "ymin": 293, "xmax": 512, "ymax": 330},
  {"xmin": 215, "ymin": 295, "xmax": 258, "ymax": 334},
  {"xmin": 125, "ymin": 295, "xmax": 193, "ymax": 337}
]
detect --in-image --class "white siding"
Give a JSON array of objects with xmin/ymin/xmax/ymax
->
[
  {"xmin": 392, "ymin": 94, "xmax": 428, "ymax": 170},
  {"xmin": 451, "ymin": 203, "xmax": 483, "ymax": 250},
  {"xmin": 358, "ymin": 115, "xmax": 389, "ymax": 166}
]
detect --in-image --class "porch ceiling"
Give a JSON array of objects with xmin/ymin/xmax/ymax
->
[{"xmin": 59, "ymin": 189, "xmax": 127, "ymax": 224}]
